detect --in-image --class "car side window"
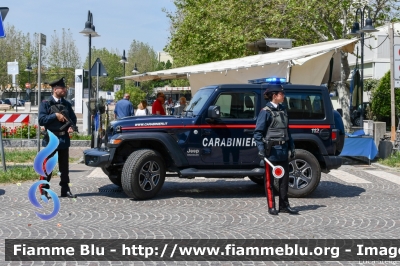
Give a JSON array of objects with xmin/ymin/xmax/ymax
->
[
  {"xmin": 285, "ymin": 92, "xmax": 325, "ymax": 119},
  {"xmin": 214, "ymin": 92, "xmax": 256, "ymax": 119}
]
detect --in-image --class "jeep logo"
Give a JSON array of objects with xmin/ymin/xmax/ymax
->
[{"xmin": 187, "ymin": 148, "xmax": 200, "ymax": 154}]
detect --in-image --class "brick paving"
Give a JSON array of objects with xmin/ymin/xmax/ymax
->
[{"xmin": 1, "ymin": 158, "xmax": 400, "ymax": 265}]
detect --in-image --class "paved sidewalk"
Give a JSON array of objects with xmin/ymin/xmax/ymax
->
[
  {"xmin": 2, "ymin": 158, "xmax": 400, "ymax": 265},
  {"xmin": 69, "ymin": 147, "xmax": 87, "ymax": 162}
]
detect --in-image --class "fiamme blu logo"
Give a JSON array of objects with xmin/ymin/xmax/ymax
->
[{"xmin": 28, "ymin": 130, "xmax": 60, "ymax": 220}]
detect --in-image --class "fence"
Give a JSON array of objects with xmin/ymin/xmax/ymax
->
[{"xmin": 0, "ymin": 113, "xmax": 37, "ymax": 140}]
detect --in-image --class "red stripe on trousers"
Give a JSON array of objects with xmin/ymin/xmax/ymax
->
[
  {"xmin": 39, "ymin": 158, "xmax": 49, "ymax": 193},
  {"xmin": 265, "ymin": 163, "xmax": 274, "ymax": 209}
]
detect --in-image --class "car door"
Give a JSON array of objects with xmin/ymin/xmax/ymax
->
[{"xmin": 200, "ymin": 91, "xmax": 259, "ymax": 165}]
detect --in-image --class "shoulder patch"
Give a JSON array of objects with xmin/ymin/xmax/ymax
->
[{"xmin": 262, "ymin": 106, "xmax": 272, "ymax": 111}]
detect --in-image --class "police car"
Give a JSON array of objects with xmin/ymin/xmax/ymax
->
[{"xmin": 84, "ymin": 78, "xmax": 343, "ymax": 200}]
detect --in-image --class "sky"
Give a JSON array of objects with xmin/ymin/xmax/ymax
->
[{"xmin": 1, "ymin": 0, "xmax": 176, "ymax": 64}]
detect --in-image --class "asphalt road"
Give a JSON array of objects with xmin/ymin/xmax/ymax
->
[{"xmin": 1, "ymin": 162, "xmax": 400, "ymax": 265}]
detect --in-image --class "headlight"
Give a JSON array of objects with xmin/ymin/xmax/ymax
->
[{"xmin": 110, "ymin": 138, "xmax": 123, "ymax": 145}]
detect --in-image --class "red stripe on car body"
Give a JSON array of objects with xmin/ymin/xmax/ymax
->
[{"xmin": 122, "ymin": 124, "xmax": 331, "ymax": 130}]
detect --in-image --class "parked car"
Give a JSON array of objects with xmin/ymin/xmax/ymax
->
[
  {"xmin": 4, "ymin": 98, "xmax": 23, "ymax": 107},
  {"xmin": 2, "ymin": 99, "xmax": 12, "ymax": 105},
  {"xmin": 351, "ymin": 102, "xmax": 370, "ymax": 127},
  {"xmin": 66, "ymin": 99, "xmax": 75, "ymax": 106},
  {"xmin": 84, "ymin": 78, "xmax": 343, "ymax": 200}
]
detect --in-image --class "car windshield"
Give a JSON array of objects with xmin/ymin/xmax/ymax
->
[{"xmin": 185, "ymin": 88, "xmax": 214, "ymax": 116}]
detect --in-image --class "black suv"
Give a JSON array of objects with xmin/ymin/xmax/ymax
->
[
  {"xmin": 84, "ymin": 81, "xmax": 343, "ymax": 200},
  {"xmin": 351, "ymin": 102, "xmax": 370, "ymax": 127}
]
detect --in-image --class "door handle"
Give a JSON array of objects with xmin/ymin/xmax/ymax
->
[
  {"xmin": 244, "ymin": 129, "xmax": 254, "ymax": 134},
  {"xmin": 202, "ymin": 129, "xmax": 212, "ymax": 135}
]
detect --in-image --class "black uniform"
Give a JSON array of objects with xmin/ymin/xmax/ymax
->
[
  {"xmin": 253, "ymin": 84, "xmax": 298, "ymax": 215},
  {"xmin": 38, "ymin": 78, "xmax": 77, "ymax": 197}
]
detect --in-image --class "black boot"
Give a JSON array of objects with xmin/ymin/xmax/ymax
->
[
  {"xmin": 268, "ymin": 208, "xmax": 279, "ymax": 215},
  {"xmin": 279, "ymin": 205, "xmax": 299, "ymax": 214},
  {"xmin": 60, "ymin": 186, "xmax": 77, "ymax": 198},
  {"xmin": 40, "ymin": 184, "xmax": 51, "ymax": 200}
]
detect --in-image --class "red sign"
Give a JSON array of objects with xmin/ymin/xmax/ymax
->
[{"xmin": 25, "ymin": 83, "xmax": 31, "ymax": 89}]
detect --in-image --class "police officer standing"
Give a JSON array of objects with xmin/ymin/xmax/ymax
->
[
  {"xmin": 39, "ymin": 77, "xmax": 77, "ymax": 198},
  {"xmin": 254, "ymin": 84, "xmax": 298, "ymax": 215}
]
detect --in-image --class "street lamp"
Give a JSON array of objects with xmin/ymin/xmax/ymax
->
[
  {"xmin": 348, "ymin": 6, "xmax": 378, "ymax": 127},
  {"xmin": 24, "ymin": 63, "xmax": 32, "ymax": 103},
  {"xmin": 80, "ymin": 10, "xmax": 100, "ymax": 136},
  {"xmin": 119, "ymin": 50, "xmax": 128, "ymax": 94},
  {"xmin": 131, "ymin": 62, "xmax": 139, "ymax": 87}
]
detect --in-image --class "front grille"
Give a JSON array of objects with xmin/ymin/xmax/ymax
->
[{"xmin": 85, "ymin": 155, "xmax": 99, "ymax": 165}]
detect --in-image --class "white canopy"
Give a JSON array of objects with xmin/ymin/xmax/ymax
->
[{"xmin": 119, "ymin": 39, "xmax": 357, "ymax": 94}]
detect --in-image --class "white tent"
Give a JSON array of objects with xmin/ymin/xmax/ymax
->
[{"xmin": 119, "ymin": 39, "xmax": 357, "ymax": 95}]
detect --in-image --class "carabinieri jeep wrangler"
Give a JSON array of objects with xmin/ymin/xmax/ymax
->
[{"xmin": 84, "ymin": 78, "xmax": 343, "ymax": 200}]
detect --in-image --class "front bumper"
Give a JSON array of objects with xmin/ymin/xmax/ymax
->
[
  {"xmin": 323, "ymin": 155, "xmax": 342, "ymax": 171},
  {"xmin": 83, "ymin": 148, "xmax": 112, "ymax": 167}
]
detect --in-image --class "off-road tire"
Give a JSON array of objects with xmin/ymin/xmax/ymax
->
[
  {"xmin": 354, "ymin": 117, "xmax": 361, "ymax": 127},
  {"xmin": 279, "ymin": 149, "xmax": 321, "ymax": 198},
  {"xmin": 121, "ymin": 149, "xmax": 165, "ymax": 200},
  {"xmin": 101, "ymin": 166, "xmax": 122, "ymax": 187}
]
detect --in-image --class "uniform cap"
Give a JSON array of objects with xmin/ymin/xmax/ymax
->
[
  {"xmin": 264, "ymin": 84, "xmax": 284, "ymax": 95},
  {"xmin": 49, "ymin": 77, "xmax": 66, "ymax": 88}
]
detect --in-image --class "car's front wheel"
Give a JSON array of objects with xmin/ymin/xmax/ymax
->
[{"xmin": 121, "ymin": 149, "xmax": 165, "ymax": 200}]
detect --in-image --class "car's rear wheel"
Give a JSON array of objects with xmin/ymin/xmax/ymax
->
[
  {"xmin": 354, "ymin": 117, "xmax": 361, "ymax": 127},
  {"xmin": 249, "ymin": 149, "xmax": 321, "ymax": 198},
  {"xmin": 122, "ymin": 149, "xmax": 165, "ymax": 200},
  {"xmin": 284, "ymin": 149, "xmax": 321, "ymax": 197}
]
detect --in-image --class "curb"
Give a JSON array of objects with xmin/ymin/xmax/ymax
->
[
  {"xmin": 77, "ymin": 156, "xmax": 84, "ymax": 164},
  {"xmin": 371, "ymin": 162, "xmax": 400, "ymax": 172}
]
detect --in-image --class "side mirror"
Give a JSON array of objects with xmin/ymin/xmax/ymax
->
[{"xmin": 207, "ymin": 105, "xmax": 220, "ymax": 119}]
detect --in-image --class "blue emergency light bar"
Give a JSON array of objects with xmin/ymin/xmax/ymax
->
[{"xmin": 248, "ymin": 77, "xmax": 287, "ymax": 85}]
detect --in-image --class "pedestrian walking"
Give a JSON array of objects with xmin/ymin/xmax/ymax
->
[
  {"xmin": 174, "ymin": 96, "xmax": 187, "ymax": 115},
  {"xmin": 136, "ymin": 100, "xmax": 150, "ymax": 116},
  {"xmin": 152, "ymin": 92, "xmax": 166, "ymax": 115},
  {"xmin": 114, "ymin": 93, "xmax": 134, "ymax": 119}
]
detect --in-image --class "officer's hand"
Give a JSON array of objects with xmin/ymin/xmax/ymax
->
[
  {"xmin": 258, "ymin": 150, "xmax": 266, "ymax": 159},
  {"xmin": 67, "ymin": 127, "xmax": 74, "ymax": 133},
  {"xmin": 56, "ymin": 113, "xmax": 65, "ymax": 122},
  {"xmin": 290, "ymin": 149, "xmax": 296, "ymax": 159}
]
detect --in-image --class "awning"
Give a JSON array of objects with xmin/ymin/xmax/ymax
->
[
  {"xmin": 156, "ymin": 86, "xmax": 191, "ymax": 92},
  {"xmin": 119, "ymin": 39, "xmax": 357, "ymax": 94}
]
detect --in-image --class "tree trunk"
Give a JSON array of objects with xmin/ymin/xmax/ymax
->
[{"xmin": 336, "ymin": 51, "xmax": 352, "ymax": 132}]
